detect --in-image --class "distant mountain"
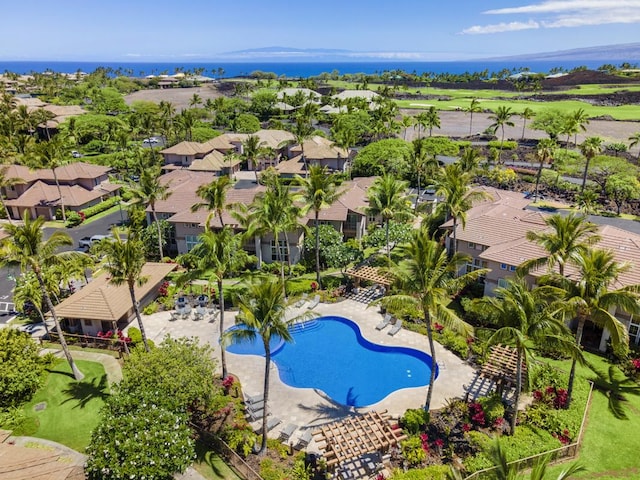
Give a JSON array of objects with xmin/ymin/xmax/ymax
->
[{"xmin": 487, "ymin": 43, "xmax": 640, "ymax": 62}]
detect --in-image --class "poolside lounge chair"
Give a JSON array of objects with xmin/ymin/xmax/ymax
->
[
  {"xmin": 246, "ymin": 400, "xmax": 265, "ymax": 413},
  {"xmin": 375, "ymin": 313, "xmax": 393, "ymax": 331},
  {"xmin": 279, "ymin": 423, "xmax": 298, "ymax": 442},
  {"xmin": 307, "ymin": 294, "xmax": 320, "ymax": 310},
  {"xmin": 297, "ymin": 429, "xmax": 313, "ymax": 448},
  {"xmin": 246, "ymin": 407, "xmax": 265, "ymax": 422},
  {"xmin": 294, "ymin": 293, "xmax": 308, "ymax": 308},
  {"xmin": 266, "ymin": 416, "xmax": 282, "ymax": 431},
  {"xmin": 245, "ymin": 393, "xmax": 264, "ymax": 405},
  {"xmin": 388, "ymin": 320, "xmax": 403, "ymax": 336}
]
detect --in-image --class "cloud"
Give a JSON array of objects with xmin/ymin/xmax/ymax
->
[
  {"xmin": 462, "ymin": 0, "xmax": 640, "ymax": 34},
  {"xmin": 461, "ymin": 20, "xmax": 540, "ymax": 35}
]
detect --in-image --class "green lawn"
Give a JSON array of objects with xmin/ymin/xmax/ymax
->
[
  {"xmin": 545, "ymin": 353, "xmax": 640, "ymax": 479},
  {"xmin": 193, "ymin": 440, "xmax": 242, "ymax": 480},
  {"xmin": 16, "ymin": 359, "xmax": 108, "ymax": 452}
]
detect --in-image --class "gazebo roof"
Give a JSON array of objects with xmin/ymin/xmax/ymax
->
[
  {"xmin": 480, "ymin": 344, "xmax": 527, "ymax": 385},
  {"xmin": 312, "ymin": 411, "xmax": 407, "ymax": 468},
  {"xmin": 345, "ymin": 265, "xmax": 392, "ymax": 286}
]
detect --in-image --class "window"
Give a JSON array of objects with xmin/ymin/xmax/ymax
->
[
  {"xmin": 466, "ymin": 258, "xmax": 487, "ymax": 274},
  {"xmin": 498, "ymin": 278, "xmax": 509, "ymax": 288},
  {"xmin": 509, "ymin": 265, "xmax": 517, "ymax": 272},
  {"xmin": 271, "ymin": 240, "xmax": 288, "ymax": 262},
  {"xmin": 629, "ymin": 322, "xmax": 639, "ymax": 345},
  {"xmin": 468, "ymin": 242, "xmax": 476, "ymax": 249},
  {"xmin": 500, "ymin": 263, "xmax": 508, "ymax": 270},
  {"xmin": 345, "ymin": 213, "xmax": 358, "ymax": 230},
  {"xmin": 185, "ymin": 235, "xmax": 200, "ymax": 251}
]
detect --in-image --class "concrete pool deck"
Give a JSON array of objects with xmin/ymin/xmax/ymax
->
[{"xmin": 138, "ymin": 298, "xmax": 476, "ymax": 452}]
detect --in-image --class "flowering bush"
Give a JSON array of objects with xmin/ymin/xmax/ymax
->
[
  {"xmin": 552, "ymin": 428, "xmax": 572, "ymax": 445},
  {"xmin": 158, "ymin": 280, "xmax": 170, "ymax": 297},
  {"xmin": 434, "ymin": 322, "xmax": 444, "ymax": 334},
  {"xmin": 468, "ymin": 402, "xmax": 486, "ymax": 428},
  {"xmin": 532, "ymin": 386, "xmax": 569, "ymax": 410},
  {"xmin": 310, "ymin": 281, "xmax": 318, "ymax": 291},
  {"xmin": 632, "ymin": 358, "xmax": 640, "ymax": 371},
  {"xmin": 97, "ymin": 329, "xmax": 131, "ymax": 343}
]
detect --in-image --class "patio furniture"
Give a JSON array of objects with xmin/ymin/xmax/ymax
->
[
  {"xmin": 169, "ymin": 312, "xmax": 180, "ymax": 321},
  {"xmin": 388, "ymin": 320, "xmax": 403, "ymax": 336},
  {"xmin": 246, "ymin": 400, "xmax": 265, "ymax": 413},
  {"xmin": 297, "ymin": 429, "xmax": 313, "ymax": 448},
  {"xmin": 245, "ymin": 393, "xmax": 264, "ymax": 405},
  {"xmin": 197, "ymin": 294, "xmax": 208, "ymax": 307},
  {"xmin": 266, "ymin": 416, "xmax": 282, "ymax": 431},
  {"xmin": 307, "ymin": 294, "xmax": 320, "ymax": 310},
  {"xmin": 375, "ymin": 313, "xmax": 393, "ymax": 331},
  {"xmin": 279, "ymin": 423, "xmax": 298, "ymax": 442},
  {"xmin": 246, "ymin": 407, "xmax": 265, "ymax": 422},
  {"xmin": 294, "ymin": 293, "xmax": 308, "ymax": 308}
]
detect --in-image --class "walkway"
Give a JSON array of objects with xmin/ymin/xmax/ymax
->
[
  {"xmin": 139, "ymin": 299, "xmax": 477, "ymax": 454},
  {"xmin": 42, "ymin": 348, "xmax": 123, "ymax": 384}
]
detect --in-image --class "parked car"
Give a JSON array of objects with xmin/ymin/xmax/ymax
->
[
  {"xmin": 71, "ymin": 150, "xmax": 82, "ymax": 158},
  {"xmin": 142, "ymin": 137, "xmax": 159, "ymax": 144},
  {"xmin": 79, "ymin": 234, "xmax": 113, "ymax": 250}
]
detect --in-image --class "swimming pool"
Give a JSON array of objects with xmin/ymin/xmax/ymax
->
[{"xmin": 225, "ymin": 316, "xmax": 437, "ymax": 407}]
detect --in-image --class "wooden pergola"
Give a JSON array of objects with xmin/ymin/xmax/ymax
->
[
  {"xmin": 345, "ymin": 265, "xmax": 393, "ymax": 287},
  {"xmin": 312, "ymin": 411, "xmax": 407, "ymax": 468},
  {"xmin": 480, "ymin": 344, "xmax": 527, "ymax": 388}
]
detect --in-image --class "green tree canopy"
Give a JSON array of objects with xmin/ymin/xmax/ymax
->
[
  {"xmin": 0, "ymin": 329, "xmax": 45, "ymax": 408},
  {"xmin": 351, "ymin": 138, "xmax": 411, "ymax": 177}
]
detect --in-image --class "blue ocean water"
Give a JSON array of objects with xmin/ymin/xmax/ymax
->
[{"xmin": 0, "ymin": 59, "xmax": 610, "ymax": 78}]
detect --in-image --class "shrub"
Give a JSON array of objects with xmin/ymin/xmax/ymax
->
[
  {"xmin": 126, "ymin": 327, "xmax": 155, "ymax": 349},
  {"xmin": 477, "ymin": 393, "xmax": 505, "ymax": 425},
  {"xmin": 435, "ymin": 329, "xmax": 469, "ymax": 359},
  {"xmin": 65, "ymin": 211, "xmax": 83, "ymax": 227},
  {"xmin": 401, "ymin": 408, "xmax": 430, "ymax": 434},
  {"xmin": 488, "ymin": 140, "xmax": 518, "ymax": 150},
  {"xmin": 142, "ymin": 302, "xmax": 159, "ymax": 315},
  {"xmin": 80, "ymin": 196, "xmax": 120, "ymax": 219},
  {"xmin": 390, "ymin": 465, "xmax": 450, "ymax": 480},
  {"xmin": 0, "ymin": 329, "xmax": 45, "ymax": 409},
  {"xmin": 401, "ymin": 435, "xmax": 427, "ymax": 466}
]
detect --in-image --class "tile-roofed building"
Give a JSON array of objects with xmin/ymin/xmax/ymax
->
[
  {"xmin": 55, "ymin": 262, "xmax": 177, "ymax": 336},
  {"xmin": 276, "ymin": 136, "xmax": 351, "ymax": 177}
]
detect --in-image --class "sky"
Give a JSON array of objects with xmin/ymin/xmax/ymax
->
[{"xmin": 1, "ymin": 0, "xmax": 639, "ymax": 61}]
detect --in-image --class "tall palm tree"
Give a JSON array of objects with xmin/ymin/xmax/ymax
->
[
  {"xmin": 532, "ymin": 138, "xmax": 556, "ymax": 202},
  {"xmin": 628, "ymin": 131, "xmax": 640, "ymax": 161},
  {"xmin": 13, "ymin": 272, "xmax": 51, "ymax": 335},
  {"xmin": 242, "ymin": 134, "xmax": 266, "ymax": 182},
  {"xmin": 520, "ymin": 107, "xmax": 535, "ymax": 140},
  {"xmin": 543, "ymin": 249, "xmax": 640, "ymax": 406},
  {"xmin": 570, "ymin": 108, "xmax": 590, "ymax": 148},
  {"xmin": 489, "ymin": 106, "xmax": 515, "ymax": 162},
  {"xmin": 0, "ymin": 165, "xmax": 24, "ymax": 224},
  {"xmin": 414, "ymin": 111, "xmax": 430, "ymax": 139},
  {"xmin": 96, "ymin": 229, "xmax": 151, "ymax": 352},
  {"xmin": 424, "ymin": 106, "xmax": 441, "ymax": 137},
  {"xmin": 381, "ymin": 229, "xmax": 487, "ymax": 410},
  {"xmin": 458, "ymin": 147, "xmax": 482, "ymax": 174},
  {"xmin": 400, "ymin": 115, "xmax": 414, "ymax": 141},
  {"xmin": 291, "ymin": 116, "xmax": 314, "ymax": 176},
  {"xmin": 33, "ymin": 135, "xmax": 70, "ymax": 222},
  {"xmin": 579, "ymin": 136, "xmax": 603, "ymax": 193},
  {"xmin": 180, "ymin": 223, "xmax": 250, "ymax": 379},
  {"xmin": 295, "ymin": 165, "xmax": 344, "ymax": 287},
  {"xmin": 479, "ymin": 277, "xmax": 570, "ymax": 434},
  {"xmin": 365, "ymin": 174, "xmax": 413, "ymax": 260},
  {"xmin": 191, "ymin": 176, "xmax": 233, "ymax": 228},
  {"xmin": 519, "ymin": 213, "xmax": 601, "ymax": 277},
  {"xmin": 225, "ymin": 276, "xmax": 315, "ymax": 454},
  {"xmin": 465, "ymin": 98, "xmax": 482, "ymax": 136},
  {"xmin": 435, "ymin": 163, "xmax": 490, "ymax": 256},
  {"xmin": 130, "ymin": 166, "xmax": 172, "ymax": 259},
  {"xmin": 0, "ymin": 212, "xmax": 86, "ymax": 380}
]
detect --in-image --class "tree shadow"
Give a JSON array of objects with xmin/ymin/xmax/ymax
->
[
  {"xmin": 589, "ymin": 363, "xmax": 640, "ymax": 420},
  {"xmin": 62, "ymin": 374, "xmax": 110, "ymax": 409}
]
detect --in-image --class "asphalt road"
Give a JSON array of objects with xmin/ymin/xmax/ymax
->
[{"xmin": 0, "ymin": 210, "xmax": 128, "ymax": 325}]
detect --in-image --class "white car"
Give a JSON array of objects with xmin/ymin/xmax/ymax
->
[{"xmin": 143, "ymin": 137, "xmax": 159, "ymax": 144}]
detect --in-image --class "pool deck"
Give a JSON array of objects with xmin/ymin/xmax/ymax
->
[{"xmin": 139, "ymin": 298, "xmax": 476, "ymax": 453}]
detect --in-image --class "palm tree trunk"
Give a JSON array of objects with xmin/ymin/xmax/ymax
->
[
  {"xmin": 128, "ymin": 284, "xmax": 150, "ymax": 352},
  {"xmin": 469, "ymin": 113, "xmax": 473, "ymax": 136},
  {"xmin": 452, "ymin": 217, "xmax": 458, "ymax": 257},
  {"xmin": 218, "ymin": 279, "xmax": 227, "ymax": 379},
  {"xmin": 37, "ymin": 272, "xmax": 83, "ymax": 381},
  {"xmin": 258, "ymin": 342, "xmax": 271, "ymax": 455},
  {"xmin": 275, "ymin": 231, "xmax": 286, "ymax": 298},
  {"xmin": 581, "ymin": 157, "xmax": 592, "ymax": 193},
  {"xmin": 424, "ymin": 316, "xmax": 437, "ymax": 411},
  {"xmin": 151, "ymin": 206, "xmax": 164, "ymax": 259},
  {"xmin": 52, "ymin": 170, "xmax": 66, "ymax": 222},
  {"xmin": 510, "ymin": 349, "xmax": 522, "ymax": 435},
  {"xmin": 567, "ymin": 317, "xmax": 586, "ymax": 407},
  {"xmin": 1, "ymin": 197, "xmax": 13, "ymax": 225},
  {"xmin": 33, "ymin": 303, "xmax": 50, "ymax": 337},
  {"xmin": 385, "ymin": 219, "xmax": 391, "ymax": 261},
  {"xmin": 314, "ymin": 211, "xmax": 321, "ymax": 287},
  {"xmin": 534, "ymin": 157, "xmax": 544, "ymax": 202}
]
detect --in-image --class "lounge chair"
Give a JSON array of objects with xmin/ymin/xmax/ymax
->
[
  {"xmin": 245, "ymin": 393, "xmax": 264, "ymax": 405},
  {"xmin": 375, "ymin": 313, "xmax": 393, "ymax": 330},
  {"xmin": 246, "ymin": 399, "xmax": 265, "ymax": 413},
  {"xmin": 388, "ymin": 320, "xmax": 403, "ymax": 336},
  {"xmin": 169, "ymin": 311, "xmax": 180, "ymax": 321},
  {"xmin": 266, "ymin": 416, "xmax": 282, "ymax": 431},
  {"xmin": 294, "ymin": 293, "xmax": 308, "ymax": 308},
  {"xmin": 307, "ymin": 294, "xmax": 320, "ymax": 310},
  {"xmin": 246, "ymin": 407, "xmax": 265, "ymax": 422},
  {"xmin": 279, "ymin": 423, "xmax": 298, "ymax": 442},
  {"xmin": 297, "ymin": 429, "xmax": 313, "ymax": 448}
]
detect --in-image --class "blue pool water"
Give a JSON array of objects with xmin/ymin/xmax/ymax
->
[{"xmin": 225, "ymin": 316, "xmax": 436, "ymax": 407}]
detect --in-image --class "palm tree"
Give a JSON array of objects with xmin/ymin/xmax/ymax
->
[
  {"xmin": 365, "ymin": 174, "xmax": 413, "ymax": 260},
  {"xmin": 225, "ymin": 275, "xmax": 315, "ymax": 454},
  {"xmin": 291, "ymin": 116, "xmax": 314, "ymax": 176},
  {"xmin": 519, "ymin": 213, "xmax": 601, "ymax": 277},
  {"xmin": 191, "ymin": 176, "xmax": 233, "ymax": 228},
  {"xmin": 465, "ymin": 98, "xmax": 482, "ymax": 136},
  {"xmin": 180, "ymin": 223, "xmax": 250, "ymax": 379},
  {"xmin": 520, "ymin": 107, "xmax": 535, "ymax": 140},
  {"xmin": 13, "ymin": 272, "xmax": 51, "ymax": 335},
  {"xmin": 381, "ymin": 228, "xmax": 487, "ymax": 410},
  {"xmin": 570, "ymin": 108, "xmax": 590, "ymax": 148},
  {"xmin": 96, "ymin": 229, "xmax": 151, "ymax": 352},
  {"xmin": 424, "ymin": 106, "xmax": 441, "ymax": 137},
  {"xmin": 435, "ymin": 163, "xmax": 491, "ymax": 256},
  {"xmin": 33, "ymin": 135, "xmax": 70, "ymax": 222},
  {"xmin": 130, "ymin": 166, "xmax": 172, "ymax": 259},
  {"xmin": 489, "ymin": 106, "xmax": 515, "ymax": 162},
  {"xmin": 458, "ymin": 147, "xmax": 482, "ymax": 174},
  {"xmin": 242, "ymin": 134, "xmax": 266, "ymax": 182},
  {"xmin": 409, "ymin": 138, "xmax": 440, "ymax": 200},
  {"xmin": 543, "ymin": 249, "xmax": 640, "ymax": 406},
  {"xmin": 400, "ymin": 115, "xmax": 414, "ymax": 140},
  {"xmin": 189, "ymin": 93, "xmax": 203, "ymax": 108},
  {"xmin": 579, "ymin": 136, "xmax": 603, "ymax": 193},
  {"xmin": 479, "ymin": 277, "xmax": 570, "ymax": 433},
  {"xmin": 414, "ymin": 111, "xmax": 430, "ymax": 139},
  {"xmin": 628, "ymin": 132, "xmax": 640, "ymax": 161},
  {"xmin": 0, "ymin": 165, "xmax": 24, "ymax": 224},
  {"xmin": 532, "ymin": 138, "xmax": 556, "ymax": 202},
  {"xmin": 295, "ymin": 165, "xmax": 344, "ymax": 287},
  {"xmin": 0, "ymin": 212, "xmax": 86, "ymax": 380}
]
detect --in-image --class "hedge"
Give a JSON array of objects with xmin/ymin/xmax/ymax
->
[{"xmin": 80, "ymin": 196, "xmax": 121, "ymax": 219}]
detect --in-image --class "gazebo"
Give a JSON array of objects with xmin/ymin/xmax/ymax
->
[
  {"xmin": 480, "ymin": 344, "xmax": 528, "ymax": 392},
  {"xmin": 312, "ymin": 411, "xmax": 407, "ymax": 469},
  {"xmin": 345, "ymin": 265, "xmax": 393, "ymax": 289}
]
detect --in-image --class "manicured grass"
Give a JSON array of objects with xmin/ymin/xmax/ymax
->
[
  {"xmin": 193, "ymin": 440, "xmax": 242, "ymax": 480},
  {"xmin": 545, "ymin": 353, "xmax": 640, "ymax": 479},
  {"xmin": 17, "ymin": 359, "xmax": 108, "ymax": 452}
]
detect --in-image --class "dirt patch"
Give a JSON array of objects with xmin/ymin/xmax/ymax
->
[{"xmin": 124, "ymin": 85, "xmax": 223, "ymax": 111}]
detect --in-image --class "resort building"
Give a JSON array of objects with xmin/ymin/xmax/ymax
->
[{"xmin": 1, "ymin": 162, "xmax": 120, "ymax": 221}]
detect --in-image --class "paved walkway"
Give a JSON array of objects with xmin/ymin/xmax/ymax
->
[
  {"xmin": 42, "ymin": 348, "xmax": 123, "ymax": 384},
  {"xmin": 138, "ymin": 298, "xmax": 477, "ymax": 454}
]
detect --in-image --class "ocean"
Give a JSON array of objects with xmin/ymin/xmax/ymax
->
[{"xmin": 0, "ymin": 59, "xmax": 614, "ymax": 78}]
